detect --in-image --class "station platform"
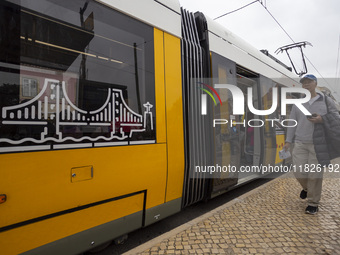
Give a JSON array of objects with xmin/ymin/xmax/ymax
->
[{"xmin": 125, "ymin": 158, "xmax": 340, "ymax": 255}]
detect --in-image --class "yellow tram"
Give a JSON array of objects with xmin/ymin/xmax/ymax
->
[{"xmin": 0, "ymin": 1, "xmax": 299, "ymax": 254}]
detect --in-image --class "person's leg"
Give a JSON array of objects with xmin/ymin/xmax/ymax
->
[
  {"xmin": 293, "ymin": 142, "xmax": 309, "ymax": 191},
  {"xmin": 306, "ymin": 144, "xmax": 324, "ymax": 207}
]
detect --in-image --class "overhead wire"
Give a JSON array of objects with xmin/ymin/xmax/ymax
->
[
  {"xmin": 257, "ymin": 1, "xmax": 333, "ymax": 89},
  {"xmin": 212, "ymin": 0, "xmax": 336, "ymax": 92},
  {"xmin": 214, "ymin": 0, "xmax": 258, "ymax": 20},
  {"xmin": 258, "ymin": 3, "xmax": 295, "ymax": 44}
]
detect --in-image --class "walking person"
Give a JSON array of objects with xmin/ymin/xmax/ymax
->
[{"xmin": 283, "ymin": 74, "xmax": 340, "ymax": 214}]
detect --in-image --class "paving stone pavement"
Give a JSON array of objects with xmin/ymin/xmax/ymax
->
[{"xmin": 130, "ymin": 159, "xmax": 340, "ymax": 255}]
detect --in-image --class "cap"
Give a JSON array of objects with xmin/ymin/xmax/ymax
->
[{"xmin": 300, "ymin": 74, "xmax": 317, "ymax": 83}]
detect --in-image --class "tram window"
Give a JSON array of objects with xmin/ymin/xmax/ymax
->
[
  {"xmin": 260, "ymin": 76, "xmax": 277, "ymax": 166},
  {"xmin": 284, "ymin": 92, "xmax": 299, "ymax": 118},
  {"xmin": 244, "ymin": 111, "xmax": 255, "ymax": 155},
  {"xmin": 211, "ymin": 52, "xmax": 240, "ymax": 168},
  {"xmin": 0, "ymin": 0, "xmax": 155, "ymax": 152},
  {"xmin": 22, "ymin": 77, "xmax": 38, "ymax": 97}
]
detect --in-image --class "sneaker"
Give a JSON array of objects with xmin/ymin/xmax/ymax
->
[
  {"xmin": 305, "ymin": 205, "xmax": 318, "ymax": 215},
  {"xmin": 300, "ymin": 190, "xmax": 307, "ymax": 199}
]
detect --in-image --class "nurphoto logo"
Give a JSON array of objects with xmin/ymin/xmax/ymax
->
[{"xmin": 199, "ymin": 82, "xmax": 312, "ymax": 128}]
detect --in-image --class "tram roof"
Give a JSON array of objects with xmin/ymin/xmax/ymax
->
[
  {"xmin": 205, "ymin": 15, "xmax": 301, "ymax": 87},
  {"xmin": 96, "ymin": 0, "xmax": 181, "ymax": 37},
  {"xmin": 97, "ymin": 0, "xmax": 300, "ymax": 87}
]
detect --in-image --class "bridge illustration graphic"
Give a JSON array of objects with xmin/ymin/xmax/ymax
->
[{"xmin": 0, "ymin": 78, "xmax": 154, "ymax": 153}]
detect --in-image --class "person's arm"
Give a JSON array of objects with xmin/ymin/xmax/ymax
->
[{"xmin": 285, "ymin": 105, "xmax": 297, "ymax": 144}]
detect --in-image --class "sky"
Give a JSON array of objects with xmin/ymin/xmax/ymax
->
[{"xmin": 179, "ymin": 0, "xmax": 340, "ymax": 101}]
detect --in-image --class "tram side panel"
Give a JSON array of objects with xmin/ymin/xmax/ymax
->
[
  {"xmin": 144, "ymin": 28, "xmax": 185, "ymax": 226},
  {"xmin": 0, "ymin": 1, "xmax": 183, "ymax": 254},
  {"xmin": 163, "ymin": 32, "xmax": 185, "ymax": 203}
]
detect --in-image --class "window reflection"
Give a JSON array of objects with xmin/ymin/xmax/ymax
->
[
  {"xmin": 0, "ymin": 0, "xmax": 155, "ymax": 153},
  {"xmin": 211, "ymin": 52, "xmax": 240, "ymax": 179}
]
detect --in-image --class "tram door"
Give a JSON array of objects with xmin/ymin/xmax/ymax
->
[
  {"xmin": 259, "ymin": 75, "xmax": 279, "ymax": 168},
  {"xmin": 210, "ymin": 53, "xmax": 241, "ymax": 195},
  {"xmin": 236, "ymin": 73, "xmax": 262, "ymax": 180}
]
